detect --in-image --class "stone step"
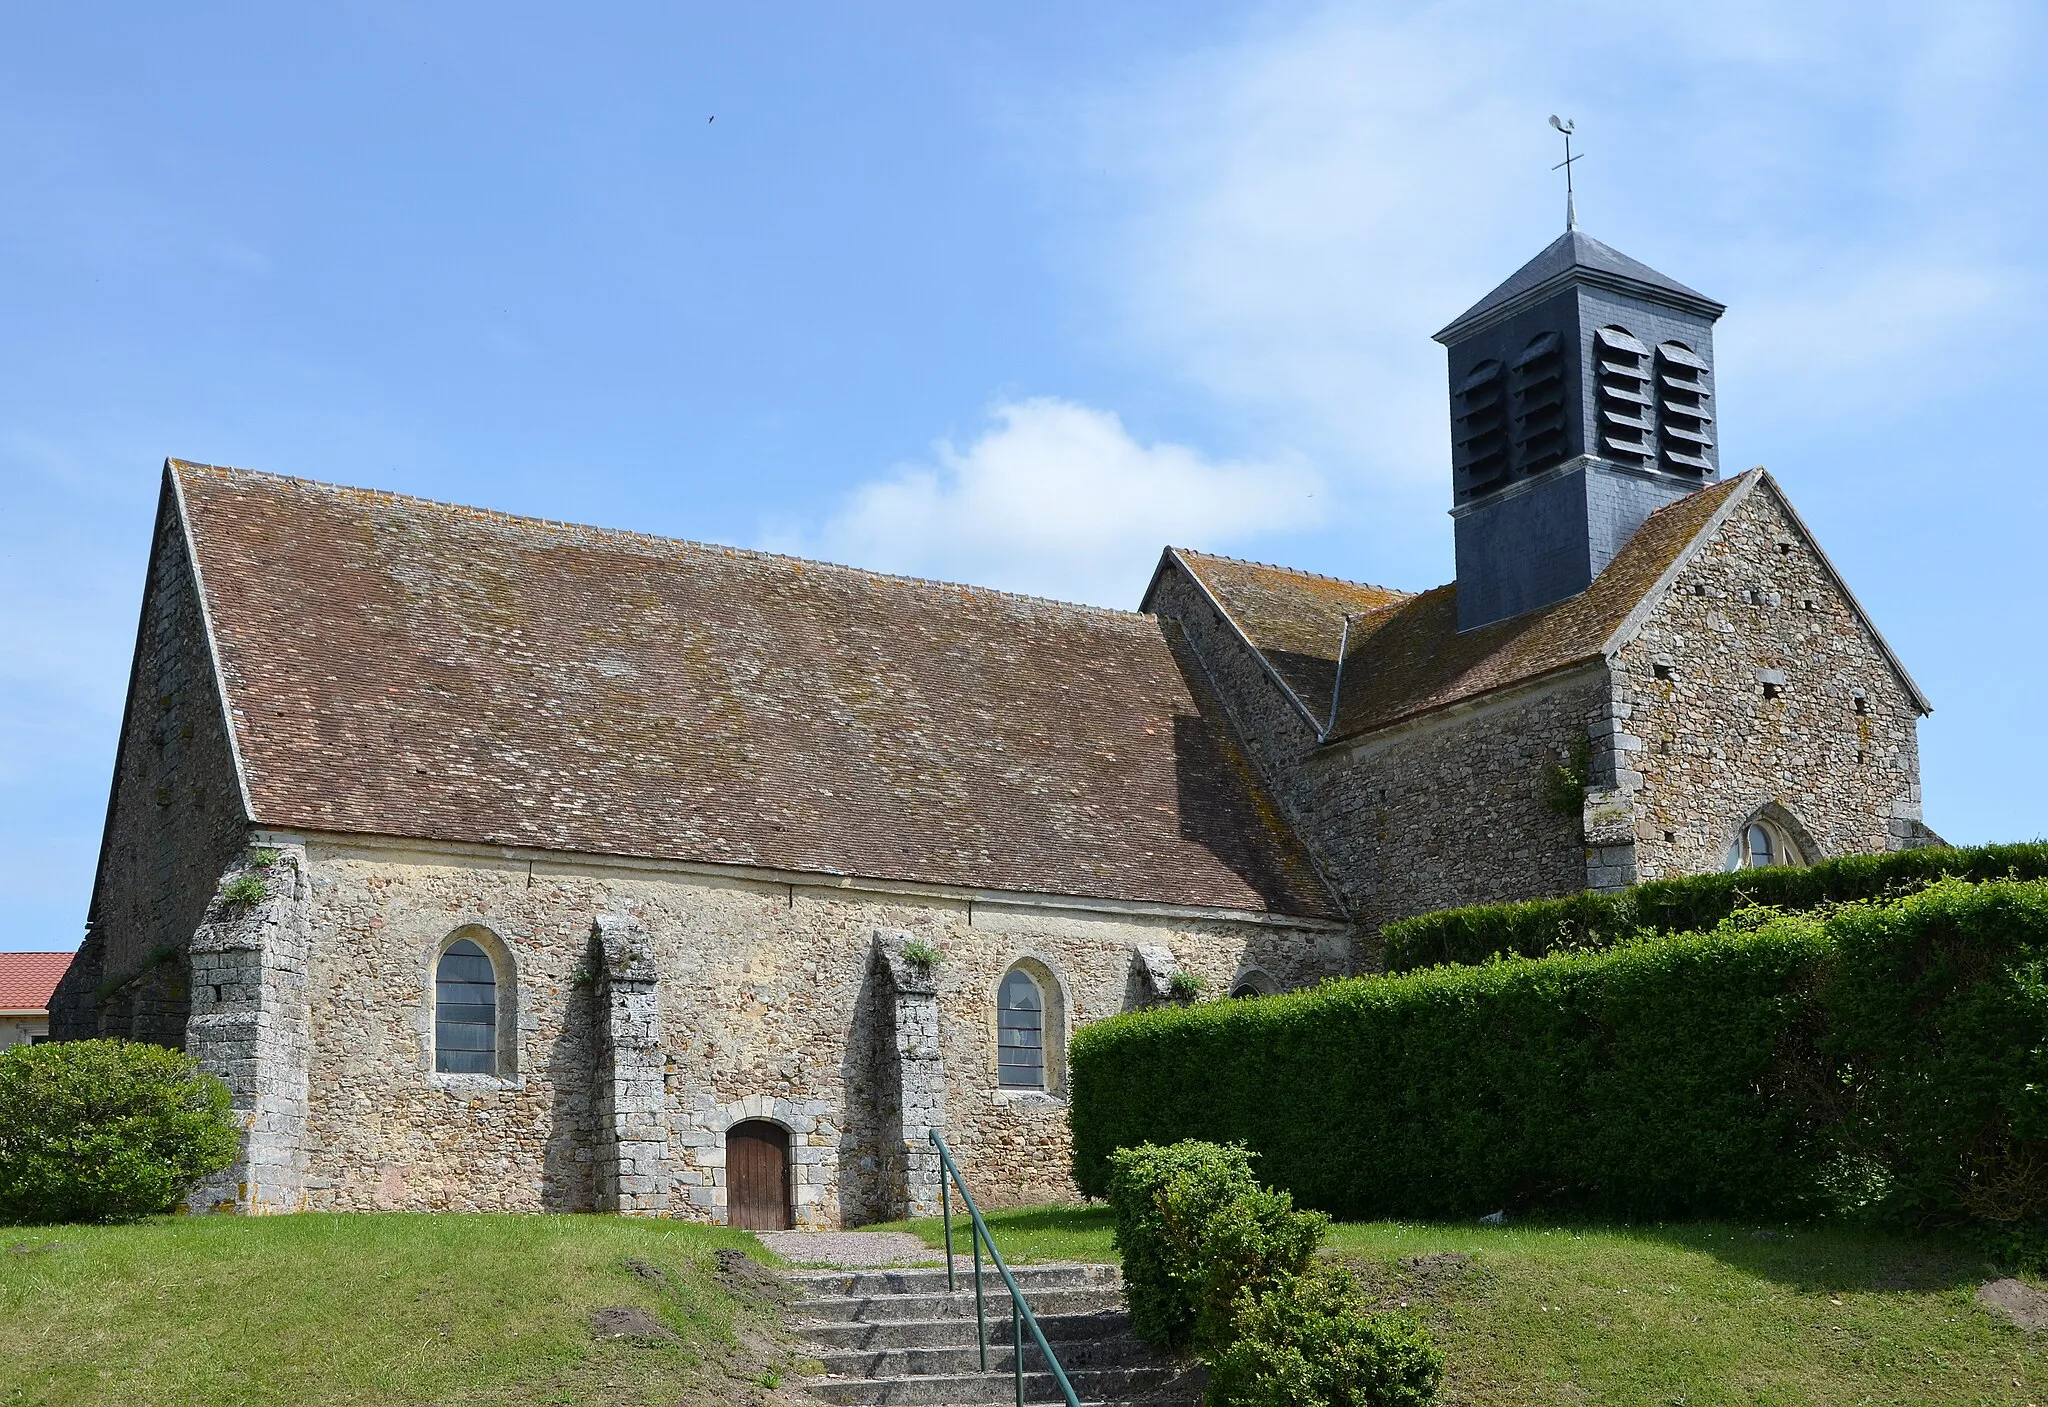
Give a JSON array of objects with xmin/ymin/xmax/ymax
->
[
  {"xmin": 805, "ymin": 1365, "xmax": 1177, "ymax": 1405},
  {"xmin": 814, "ymin": 1332, "xmax": 1156, "ymax": 1380},
  {"xmin": 798, "ymin": 1309, "xmax": 1131, "ymax": 1352},
  {"xmin": 798, "ymin": 1286, "xmax": 1123, "ymax": 1324},
  {"xmin": 789, "ymin": 1263, "xmax": 1118, "ymax": 1299}
]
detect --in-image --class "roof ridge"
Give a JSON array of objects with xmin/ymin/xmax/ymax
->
[
  {"xmin": 1174, "ymin": 546, "xmax": 1413, "ymax": 600},
  {"xmin": 170, "ymin": 459, "xmax": 1156, "ymax": 625}
]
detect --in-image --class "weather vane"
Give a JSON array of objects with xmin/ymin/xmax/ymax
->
[{"xmin": 1549, "ymin": 115, "xmax": 1580, "ymax": 232}]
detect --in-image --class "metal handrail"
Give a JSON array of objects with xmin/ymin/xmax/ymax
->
[{"xmin": 930, "ymin": 1129, "xmax": 1082, "ymax": 1407}]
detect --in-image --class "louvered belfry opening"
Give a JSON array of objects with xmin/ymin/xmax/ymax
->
[
  {"xmin": 1435, "ymin": 228, "xmax": 1726, "ymax": 631},
  {"xmin": 1451, "ymin": 358, "xmax": 1509, "ymax": 499},
  {"xmin": 1656, "ymin": 341, "xmax": 1715, "ymax": 475},
  {"xmin": 1595, "ymin": 325, "xmax": 1654, "ymax": 467},
  {"xmin": 1508, "ymin": 331, "xmax": 1569, "ymax": 475}
]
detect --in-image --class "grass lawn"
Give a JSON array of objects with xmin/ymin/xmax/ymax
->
[
  {"xmin": 0, "ymin": 1214, "xmax": 807, "ymax": 1407},
  {"xmin": 878, "ymin": 1205, "xmax": 2048, "ymax": 1405}
]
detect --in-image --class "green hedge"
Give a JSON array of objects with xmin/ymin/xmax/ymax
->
[
  {"xmin": 1381, "ymin": 841, "xmax": 2048, "ymax": 972},
  {"xmin": 1071, "ymin": 879, "xmax": 2048, "ymax": 1228}
]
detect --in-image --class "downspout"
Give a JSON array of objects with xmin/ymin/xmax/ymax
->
[{"xmin": 1320, "ymin": 614, "xmax": 1355, "ymax": 743}]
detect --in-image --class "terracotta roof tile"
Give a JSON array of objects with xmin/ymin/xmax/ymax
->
[
  {"xmin": 0, "ymin": 952, "xmax": 73, "ymax": 1013},
  {"xmin": 1168, "ymin": 552, "xmax": 1411, "ymax": 717},
  {"xmin": 1180, "ymin": 474, "xmax": 1748, "ymax": 742},
  {"xmin": 171, "ymin": 463, "xmax": 1339, "ymax": 920}
]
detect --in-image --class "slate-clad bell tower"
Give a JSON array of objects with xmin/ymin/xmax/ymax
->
[{"xmin": 1435, "ymin": 230, "xmax": 1726, "ymax": 631}]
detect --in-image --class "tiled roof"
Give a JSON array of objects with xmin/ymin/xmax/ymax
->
[
  {"xmin": 170, "ymin": 462, "xmax": 1339, "ymax": 920},
  {"xmin": 0, "ymin": 952, "xmax": 73, "ymax": 1013},
  {"xmin": 1182, "ymin": 474, "xmax": 1750, "ymax": 743},
  {"xmin": 1156, "ymin": 552, "xmax": 1411, "ymax": 719}
]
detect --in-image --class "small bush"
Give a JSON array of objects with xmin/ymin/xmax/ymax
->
[
  {"xmin": 1193, "ymin": 1184, "xmax": 1330, "ymax": 1354},
  {"xmin": 899, "ymin": 939, "xmax": 943, "ymax": 969},
  {"xmin": 1168, "ymin": 970, "xmax": 1209, "ymax": 1002},
  {"xmin": 1209, "ymin": 1264, "xmax": 1443, "ymax": 1407},
  {"xmin": 1106, "ymin": 1141, "xmax": 1262, "ymax": 1349},
  {"xmin": 0, "ymin": 1039, "xmax": 238, "ymax": 1224},
  {"xmin": 1381, "ymin": 841, "xmax": 2048, "ymax": 971},
  {"xmin": 219, "ymin": 872, "xmax": 268, "ymax": 909}
]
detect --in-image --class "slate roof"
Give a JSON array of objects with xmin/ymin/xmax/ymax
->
[
  {"xmin": 1176, "ymin": 474, "xmax": 1751, "ymax": 743},
  {"xmin": 1436, "ymin": 229, "xmax": 1725, "ymax": 342},
  {"xmin": 168, "ymin": 462, "xmax": 1339, "ymax": 920},
  {"xmin": 0, "ymin": 952, "xmax": 73, "ymax": 1014}
]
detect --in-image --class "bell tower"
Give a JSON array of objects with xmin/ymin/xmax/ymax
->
[{"xmin": 1435, "ymin": 230, "xmax": 1725, "ymax": 630}]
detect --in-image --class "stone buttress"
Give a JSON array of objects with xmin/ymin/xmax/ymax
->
[
  {"xmin": 874, "ymin": 928, "xmax": 949, "ymax": 1219},
  {"xmin": 592, "ymin": 914, "xmax": 670, "ymax": 1215},
  {"xmin": 184, "ymin": 846, "xmax": 312, "ymax": 1214}
]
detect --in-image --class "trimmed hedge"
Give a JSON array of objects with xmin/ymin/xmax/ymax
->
[
  {"xmin": 1071, "ymin": 879, "xmax": 2048, "ymax": 1229},
  {"xmin": 1380, "ymin": 841, "xmax": 2048, "ymax": 972}
]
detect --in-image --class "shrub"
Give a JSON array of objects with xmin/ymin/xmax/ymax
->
[
  {"xmin": 1072, "ymin": 880, "xmax": 2048, "ymax": 1232},
  {"xmin": 1209, "ymin": 1264, "xmax": 1443, "ymax": 1407},
  {"xmin": 1106, "ymin": 1141, "xmax": 1262, "ymax": 1349},
  {"xmin": 1381, "ymin": 841, "xmax": 2048, "ymax": 972},
  {"xmin": 0, "ymin": 1039, "xmax": 238, "ymax": 1224},
  {"xmin": 1193, "ymin": 1184, "xmax": 1331, "ymax": 1354}
]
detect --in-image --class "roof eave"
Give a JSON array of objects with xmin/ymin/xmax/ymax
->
[{"xmin": 1434, "ymin": 266, "xmax": 1728, "ymax": 345}]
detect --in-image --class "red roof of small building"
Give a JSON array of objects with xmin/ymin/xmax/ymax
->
[{"xmin": 0, "ymin": 952, "xmax": 73, "ymax": 1014}]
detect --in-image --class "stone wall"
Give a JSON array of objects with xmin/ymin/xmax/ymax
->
[
  {"xmin": 1309, "ymin": 673, "xmax": 1606, "ymax": 938},
  {"xmin": 280, "ymin": 836, "xmax": 1347, "ymax": 1225},
  {"xmin": 1149, "ymin": 559, "xmax": 1597, "ymax": 951},
  {"xmin": 52, "ymin": 477, "xmax": 249, "ymax": 1040},
  {"xmin": 1615, "ymin": 480, "xmax": 1927, "ymax": 880}
]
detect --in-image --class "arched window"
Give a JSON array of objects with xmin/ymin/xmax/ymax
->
[
  {"xmin": 997, "ymin": 967, "xmax": 1045, "ymax": 1090},
  {"xmin": 1724, "ymin": 816, "xmax": 1804, "ymax": 871},
  {"xmin": 1230, "ymin": 969, "xmax": 1280, "ymax": 1000},
  {"xmin": 435, "ymin": 938, "xmax": 498, "ymax": 1074}
]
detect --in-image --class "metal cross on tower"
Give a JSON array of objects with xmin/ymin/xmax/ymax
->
[{"xmin": 1549, "ymin": 115, "xmax": 1581, "ymax": 231}]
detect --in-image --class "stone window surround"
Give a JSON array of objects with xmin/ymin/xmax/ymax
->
[
  {"xmin": 1720, "ymin": 801, "xmax": 1818, "ymax": 871},
  {"xmin": 1229, "ymin": 966, "xmax": 1281, "ymax": 998},
  {"xmin": 420, "ymin": 922, "xmax": 524, "ymax": 1091},
  {"xmin": 987, "ymin": 951, "xmax": 1071, "ymax": 1104}
]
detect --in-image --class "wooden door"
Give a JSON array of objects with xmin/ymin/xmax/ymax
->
[{"xmin": 727, "ymin": 1120, "xmax": 791, "ymax": 1230}]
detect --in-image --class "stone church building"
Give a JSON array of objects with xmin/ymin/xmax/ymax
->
[{"xmin": 53, "ymin": 228, "xmax": 1933, "ymax": 1226}]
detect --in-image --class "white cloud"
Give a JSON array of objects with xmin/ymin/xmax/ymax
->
[
  {"xmin": 799, "ymin": 397, "xmax": 1322, "ymax": 608},
  {"xmin": 1062, "ymin": 0, "xmax": 2044, "ymax": 488}
]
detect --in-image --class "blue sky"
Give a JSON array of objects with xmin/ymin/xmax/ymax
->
[{"xmin": 3, "ymin": 2, "xmax": 2043, "ymax": 950}]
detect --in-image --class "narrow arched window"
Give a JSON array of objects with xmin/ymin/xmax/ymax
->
[
  {"xmin": 435, "ymin": 938, "xmax": 498, "ymax": 1074},
  {"xmin": 997, "ymin": 968, "xmax": 1045, "ymax": 1090}
]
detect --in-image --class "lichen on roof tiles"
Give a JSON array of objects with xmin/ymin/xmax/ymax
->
[{"xmin": 169, "ymin": 461, "xmax": 1338, "ymax": 919}]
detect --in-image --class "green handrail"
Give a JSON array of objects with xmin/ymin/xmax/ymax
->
[{"xmin": 931, "ymin": 1129, "xmax": 1082, "ymax": 1407}]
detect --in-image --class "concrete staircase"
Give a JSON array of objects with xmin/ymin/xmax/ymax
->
[{"xmin": 791, "ymin": 1262, "xmax": 1201, "ymax": 1406}]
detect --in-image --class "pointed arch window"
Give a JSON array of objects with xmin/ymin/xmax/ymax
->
[
  {"xmin": 1594, "ymin": 326, "xmax": 1653, "ymax": 467},
  {"xmin": 1723, "ymin": 816, "xmax": 1804, "ymax": 871},
  {"xmin": 1509, "ymin": 331, "xmax": 1569, "ymax": 475},
  {"xmin": 435, "ymin": 938, "xmax": 499, "ymax": 1074},
  {"xmin": 997, "ymin": 967, "xmax": 1045, "ymax": 1090}
]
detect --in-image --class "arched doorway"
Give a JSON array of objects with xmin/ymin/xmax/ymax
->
[{"xmin": 726, "ymin": 1120, "xmax": 791, "ymax": 1230}]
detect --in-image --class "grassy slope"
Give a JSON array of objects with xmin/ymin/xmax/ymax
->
[
  {"xmin": 881, "ymin": 1207, "xmax": 2048, "ymax": 1406},
  {"xmin": 0, "ymin": 1214, "xmax": 805, "ymax": 1407}
]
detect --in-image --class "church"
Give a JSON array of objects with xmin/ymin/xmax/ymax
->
[{"xmin": 52, "ymin": 226, "xmax": 1933, "ymax": 1227}]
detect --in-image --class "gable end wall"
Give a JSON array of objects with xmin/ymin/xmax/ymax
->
[
  {"xmin": 1615, "ymin": 482, "xmax": 1925, "ymax": 878},
  {"xmin": 52, "ymin": 478, "xmax": 250, "ymax": 1041}
]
